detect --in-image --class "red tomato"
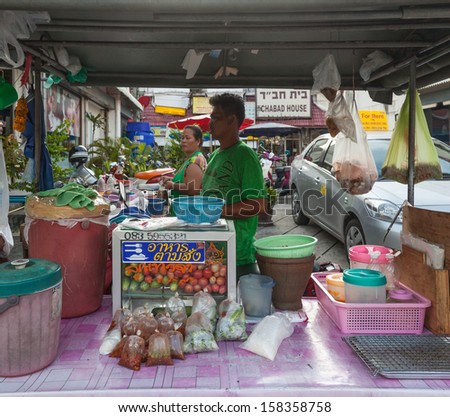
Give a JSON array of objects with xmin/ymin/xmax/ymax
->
[
  {"xmin": 193, "ymin": 284, "xmax": 202, "ymax": 293},
  {"xmin": 184, "ymin": 284, "xmax": 194, "ymax": 293},
  {"xmin": 211, "ymin": 284, "xmax": 220, "ymax": 293},
  {"xmin": 174, "ymin": 270, "xmax": 183, "ymax": 278},
  {"xmin": 218, "ymin": 285, "xmax": 227, "ymax": 294},
  {"xmin": 219, "ymin": 266, "xmax": 227, "ymax": 277}
]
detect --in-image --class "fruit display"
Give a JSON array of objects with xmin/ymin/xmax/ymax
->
[{"xmin": 122, "ymin": 260, "xmax": 228, "ymax": 296}]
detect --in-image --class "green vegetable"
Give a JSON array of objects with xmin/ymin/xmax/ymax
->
[
  {"xmin": 140, "ymin": 281, "xmax": 150, "ymax": 292},
  {"xmin": 122, "ymin": 277, "xmax": 131, "ymax": 292},
  {"xmin": 169, "ymin": 282, "xmax": 178, "ymax": 292},
  {"xmin": 129, "ymin": 280, "xmax": 139, "ymax": 292}
]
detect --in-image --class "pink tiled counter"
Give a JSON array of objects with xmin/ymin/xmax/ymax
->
[{"xmin": 1, "ymin": 296, "xmax": 449, "ymax": 397}]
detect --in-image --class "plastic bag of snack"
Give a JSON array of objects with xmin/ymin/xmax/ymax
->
[
  {"xmin": 183, "ymin": 311, "xmax": 218, "ymax": 353},
  {"xmin": 215, "ymin": 299, "xmax": 247, "ymax": 342},
  {"xmin": 132, "ymin": 303, "xmax": 152, "ymax": 318},
  {"xmin": 118, "ymin": 335, "xmax": 146, "ymax": 371},
  {"xmin": 165, "ymin": 293, "xmax": 187, "ymax": 331},
  {"xmin": 121, "ymin": 315, "xmax": 139, "ymax": 336},
  {"xmin": 167, "ymin": 330, "xmax": 185, "ymax": 360},
  {"xmin": 240, "ymin": 313, "xmax": 294, "ymax": 361},
  {"xmin": 109, "ymin": 335, "xmax": 129, "ymax": 358},
  {"xmin": 326, "ymin": 92, "xmax": 356, "ymax": 141},
  {"xmin": 107, "ymin": 308, "xmax": 126, "ymax": 332},
  {"xmin": 146, "ymin": 332, "xmax": 174, "ymax": 366},
  {"xmin": 311, "ymin": 54, "xmax": 341, "ymax": 102},
  {"xmin": 136, "ymin": 314, "xmax": 158, "ymax": 341},
  {"xmin": 157, "ymin": 313, "xmax": 175, "ymax": 333},
  {"xmin": 99, "ymin": 328, "xmax": 121, "ymax": 355},
  {"xmin": 191, "ymin": 290, "xmax": 217, "ymax": 326},
  {"xmin": 332, "ymin": 98, "xmax": 378, "ymax": 195}
]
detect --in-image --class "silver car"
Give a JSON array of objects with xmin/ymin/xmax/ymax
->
[{"xmin": 290, "ymin": 132, "xmax": 450, "ymax": 251}]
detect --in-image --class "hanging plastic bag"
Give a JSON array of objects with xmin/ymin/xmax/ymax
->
[
  {"xmin": 0, "ymin": 140, "xmax": 13, "ymax": 257},
  {"xmin": 332, "ymin": 98, "xmax": 378, "ymax": 195},
  {"xmin": 325, "ymin": 91, "xmax": 356, "ymax": 141},
  {"xmin": 381, "ymin": 90, "xmax": 442, "ymax": 184},
  {"xmin": 311, "ymin": 54, "xmax": 341, "ymax": 102},
  {"xmin": 0, "ymin": 27, "xmax": 25, "ymax": 68}
]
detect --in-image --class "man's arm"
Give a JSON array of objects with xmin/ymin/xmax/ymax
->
[{"xmin": 222, "ymin": 198, "xmax": 266, "ymax": 219}]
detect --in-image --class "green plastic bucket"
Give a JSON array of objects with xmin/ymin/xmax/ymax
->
[{"xmin": 253, "ymin": 235, "xmax": 317, "ymax": 258}]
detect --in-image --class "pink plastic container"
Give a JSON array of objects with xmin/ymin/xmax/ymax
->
[
  {"xmin": 348, "ymin": 245, "xmax": 394, "ymax": 268},
  {"xmin": 311, "ymin": 272, "xmax": 431, "ymax": 334}
]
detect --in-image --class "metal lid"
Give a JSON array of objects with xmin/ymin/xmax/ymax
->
[
  {"xmin": 343, "ymin": 268, "xmax": 386, "ymax": 287},
  {"xmin": 0, "ymin": 258, "xmax": 62, "ymax": 297}
]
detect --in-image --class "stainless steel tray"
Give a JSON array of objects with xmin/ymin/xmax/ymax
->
[{"xmin": 343, "ymin": 335, "xmax": 450, "ymax": 379}]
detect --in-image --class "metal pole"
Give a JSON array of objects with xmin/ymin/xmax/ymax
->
[
  {"xmin": 34, "ymin": 58, "xmax": 42, "ymax": 193},
  {"xmin": 407, "ymin": 60, "xmax": 416, "ymax": 205}
]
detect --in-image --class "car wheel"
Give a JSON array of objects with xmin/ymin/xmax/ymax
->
[
  {"xmin": 291, "ymin": 187, "xmax": 310, "ymax": 225},
  {"xmin": 344, "ymin": 218, "xmax": 366, "ymax": 252}
]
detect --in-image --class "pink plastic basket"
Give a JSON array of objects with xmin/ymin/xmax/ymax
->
[{"xmin": 311, "ymin": 272, "xmax": 431, "ymax": 334}]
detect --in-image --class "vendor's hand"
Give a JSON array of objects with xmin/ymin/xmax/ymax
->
[{"xmin": 164, "ymin": 180, "xmax": 175, "ymax": 190}]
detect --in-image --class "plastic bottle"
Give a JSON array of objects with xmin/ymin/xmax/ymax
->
[
  {"xmin": 384, "ymin": 253, "xmax": 399, "ymax": 291},
  {"xmin": 96, "ymin": 175, "xmax": 106, "ymax": 193}
]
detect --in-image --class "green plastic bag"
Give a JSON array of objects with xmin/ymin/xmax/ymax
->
[{"xmin": 381, "ymin": 90, "xmax": 442, "ymax": 184}]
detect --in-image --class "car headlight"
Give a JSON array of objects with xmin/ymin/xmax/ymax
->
[{"xmin": 364, "ymin": 199, "xmax": 403, "ymax": 223}]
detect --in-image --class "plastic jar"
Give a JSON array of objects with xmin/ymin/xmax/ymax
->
[
  {"xmin": 387, "ymin": 288, "xmax": 414, "ymax": 304},
  {"xmin": 343, "ymin": 268, "xmax": 387, "ymax": 303},
  {"xmin": 325, "ymin": 273, "xmax": 345, "ymax": 302}
]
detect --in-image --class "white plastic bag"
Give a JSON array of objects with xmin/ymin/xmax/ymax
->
[
  {"xmin": 311, "ymin": 54, "xmax": 341, "ymax": 102},
  {"xmin": 331, "ymin": 99, "xmax": 378, "ymax": 195},
  {"xmin": 0, "ymin": 140, "xmax": 13, "ymax": 257},
  {"xmin": 359, "ymin": 50, "xmax": 393, "ymax": 82},
  {"xmin": 239, "ymin": 313, "xmax": 293, "ymax": 361},
  {"xmin": 191, "ymin": 290, "xmax": 217, "ymax": 326},
  {"xmin": 325, "ymin": 91, "xmax": 356, "ymax": 141}
]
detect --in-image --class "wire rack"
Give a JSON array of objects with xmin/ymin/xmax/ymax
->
[{"xmin": 343, "ymin": 335, "xmax": 450, "ymax": 379}]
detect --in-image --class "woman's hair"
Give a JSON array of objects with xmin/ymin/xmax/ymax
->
[
  {"xmin": 184, "ymin": 125, "xmax": 203, "ymax": 146},
  {"xmin": 209, "ymin": 93, "xmax": 245, "ymax": 127}
]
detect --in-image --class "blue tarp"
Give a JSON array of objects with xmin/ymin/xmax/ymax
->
[{"xmin": 23, "ymin": 90, "xmax": 54, "ymax": 191}]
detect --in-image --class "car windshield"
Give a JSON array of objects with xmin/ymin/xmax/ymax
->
[{"xmin": 369, "ymin": 139, "xmax": 450, "ymax": 179}]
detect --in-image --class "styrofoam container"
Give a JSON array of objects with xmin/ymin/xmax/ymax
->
[
  {"xmin": 343, "ymin": 268, "xmax": 386, "ymax": 303},
  {"xmin": 0, "ymin": 259, "xmax": 62, "ymax": 377},
  {"xmin": 311, "ymin": 272, "xmax": 431, "ymax": 334}
]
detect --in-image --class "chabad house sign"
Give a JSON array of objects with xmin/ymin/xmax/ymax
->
[{"xmin": 257, "ymin": 89, "xmax": 311, "ymax": 118}]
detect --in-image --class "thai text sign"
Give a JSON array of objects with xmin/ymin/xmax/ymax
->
[
  {"xmin": 359, "ymin": 110, "xmax": 389, "ymax": 131},
  {"xmin": 257, "ymin": 89, "xmax": 311, "ymax": 118},
  {"xmin": 122, "ymin": 241, "xmax": 205, "ymax": 264}
]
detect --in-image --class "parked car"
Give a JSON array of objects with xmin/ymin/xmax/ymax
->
[{"xmin": 290, "ymin": 132, "xmax": 450, "ymax": 252}]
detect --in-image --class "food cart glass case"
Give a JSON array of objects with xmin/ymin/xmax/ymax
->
[{"xmin": 112, "ymin": 220, "xmax": 236, "ymax": 312}]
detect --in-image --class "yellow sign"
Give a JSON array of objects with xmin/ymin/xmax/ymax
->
[
  {"xmin": 192, "ymin": 96, "xmax": 212, "ymax": 114},
  {"xmin": 359, "ymin": 110, "xmax": 389, "ymax": 131},
  {"xmin": 154, "ymin": 105, "xmax": 186, "ymax": 116}
]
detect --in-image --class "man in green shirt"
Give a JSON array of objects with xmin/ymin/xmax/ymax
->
[{"xmin": 201, "ymin": 93, "xmax": 266, "ymax": 278}]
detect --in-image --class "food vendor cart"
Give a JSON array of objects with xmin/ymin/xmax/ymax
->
[{"xmin": 111, "ymin": 218, "xmax": 236, "ymax": 313}]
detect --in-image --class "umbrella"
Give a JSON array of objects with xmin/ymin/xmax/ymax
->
[
  {"xmin": 239, "ymin": 122, "xmax": 302, "ymax": 138},
  {"xmin": 167, "ymin": 113, "xmax": 254, "ymax": 132}
]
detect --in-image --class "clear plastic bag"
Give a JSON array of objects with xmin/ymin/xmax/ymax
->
[
  {"xmin": 121, "ymin": 315, "xmax": 139, "ymax": 336},
  {"xmin": 332, "ymin": 99, "xmax": 378, "ymax": 194},
  {"xmin": 326, "ymin": 92, "xmax": 356, "ymax": 141},
  {"xmin": 359, "ymin": 50, "xmax": 393, "ymax": 82},
  {"xmin": 167, "ymin": 330, "xmax": 185, "ymax": 360},
  {"xmin": 118, "ymin": 335, "xmax": 146, "ymax": 371},
  {"xmin": 146, "ymin": 332, "xmax": 173, "ymax": 366},
  {"xmin": 381, "ymin": 90, "xmax": 442, "ymax": 184},
  {"xmin": 311, "ymin": 54, "xmax": 341, "ymax": 102},
  {"xmin": 165, "ymin": 293, "xmax": 187, "ymax": 331},
  {"xmin": 109, "ymin": 335, "xmax": 129, "ymax": 358},
  {"xmin": 157, "ymin": 313, "xmax": 175, "ymax": 333},
  {"xmin": 0, "ymin": 140, "xmax": 13, "ymax": 257},
  {"xmin": 183, "ymin": 312, "xmax": 218, "ymax": 354},
  {"xmin": 215, "ymin": 299, "xmax": 247, "ymax": 342},
  {"xmin": 136, "ymin": 315, "xmax": 158, "ymax": 341},
  {"xmin": 239, "ymin": 313, "xmax": 294, "ymax": 361},
  {"xmin": 191, "ymin": 290, "xmax": 217, "ymax": 326}
]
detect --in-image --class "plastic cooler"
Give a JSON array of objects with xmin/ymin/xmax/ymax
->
[
  {"xmin": 0, "ymin": 259, "xmax": 62, "ymax": 377},
  {"xmin": 311, "ymin": 272, "xmax": 431, "ymax": 334}
]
